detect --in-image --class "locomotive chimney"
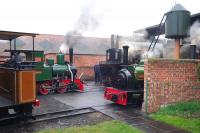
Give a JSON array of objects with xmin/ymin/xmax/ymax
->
[
  {"xmin": 190, "ymin": 45, "xmax": 196, "ymax": 59},
  {"xmin": 69, "ymin": 48, "xmax": 73, "ymax": 64},
  {"xmin": 123, "ymin": 45, "xmax": 129, "ymax": 65},
  {"xmin": 190, "ymin": 40, "xmax": 197, "ymax": 59},
  {"xmin": 116, "ymin": 35, "xmax": 120, "ymax": 49},
  {"xmin": 111, "ymin": 34, "xmax": 115, "ymax": 48}
]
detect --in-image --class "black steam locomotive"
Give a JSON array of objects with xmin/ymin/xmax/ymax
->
[{"xmin": 100, "ymin": 35, "xmax": 144, "ymax": 105}]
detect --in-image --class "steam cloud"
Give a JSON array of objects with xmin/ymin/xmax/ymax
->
[
  {"xmin": 120, "ymin": 31, "xmax": 164, "ymax": 62},
  {"xmin": 190, "ymin": 21, "xmax": 200, "ymax": 54},
  {"xmin": 60, "ymin": 3, "xmax": 102, "ymax": 53},
  {"xmin": 114, "ymin": 21, "xmax": 200, "ymax": 60}
]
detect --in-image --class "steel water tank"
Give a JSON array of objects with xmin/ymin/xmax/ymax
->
[{"xmin": 165, "ymin": 4, "xmax": 190, "ymax": 38}]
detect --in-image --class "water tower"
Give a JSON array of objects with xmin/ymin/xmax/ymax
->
[{"xmin": 165, "ymin": 4, "xmax": 191, "ymax": 59}]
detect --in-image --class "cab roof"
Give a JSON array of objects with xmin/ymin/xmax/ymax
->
[{"xmin": 0, "ymin": 30, "xmax": 38, "ymax": 40}]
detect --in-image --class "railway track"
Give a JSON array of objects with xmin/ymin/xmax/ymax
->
[
  {"xmin": 31, "ymin": 107, "xmax": 96, "ymax": 123},
  {"xmin": 0, "ymin": 107, "xmax": 96, "ymax": 126}
]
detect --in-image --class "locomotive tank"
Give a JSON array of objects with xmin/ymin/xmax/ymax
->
[
  {"xmin": 134, "ymin": 60, "xmax": 144, "ymax": 80},
  {"xmin": 52, "ymin": 64, "xmax": 68, "ymax": 76}
]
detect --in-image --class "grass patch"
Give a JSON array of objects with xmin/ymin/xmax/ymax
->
[
  {"xmin": 157, "ymin": 101, "xmax": 200, "ymax": 118},
  {"xmin": 150, "ymin": 101, "xmax": 200, "ymax": 133},
  {"xmin": 36, "ymin": 120, "xmax": 143, "ymax": 133}
]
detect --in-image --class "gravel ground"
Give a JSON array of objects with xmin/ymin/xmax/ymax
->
[{"xmin": 0, "ymin": 112, "xmax": 112, "ymax": 133}]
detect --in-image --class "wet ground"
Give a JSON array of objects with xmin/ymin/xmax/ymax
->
[
  {"xmin": 0, "ymin": 112, "xmax": 111, "ymax": 133},
  {"xmin": 1, "ymin": 82, "xmax": 188, "ymax": 133}
]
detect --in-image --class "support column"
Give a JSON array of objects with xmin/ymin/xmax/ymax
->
[{"xmin": 174, "ymin": 39, "xmax": 180, "ymax": 59}]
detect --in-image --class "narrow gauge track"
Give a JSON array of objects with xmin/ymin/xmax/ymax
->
[
  {"xmin": 31, "ymin": 107, "xmax": 96, "ymax": 123},
  {"xmin": 0, "ymin": 107, "xmax": 96, "ymax": 126}
]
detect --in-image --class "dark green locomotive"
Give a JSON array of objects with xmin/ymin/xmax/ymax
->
[{"xmin": 101, "ymin": 46, "xmax": 144, "ymax": 105}]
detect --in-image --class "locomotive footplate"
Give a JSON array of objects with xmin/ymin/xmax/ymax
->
[{"xmin": 104, "ymin": 87, "xmax": 143, "ymax": 106}]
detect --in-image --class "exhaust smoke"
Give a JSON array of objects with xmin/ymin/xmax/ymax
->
[
  {"xmin": 120, "ymin": 31, "xmax": 164, "ymax": 62},
  {"xmin": 59, "ymin": 3, "xmax": 102, "ymax": 53},
  {"xmin": 190, "ymin": 21, "xmax": 200, "ymax": 55}
]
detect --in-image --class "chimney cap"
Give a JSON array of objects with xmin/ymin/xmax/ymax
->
[{"xmin": 123, "ymin": 45, "xmax": 129, "ymax": 49}]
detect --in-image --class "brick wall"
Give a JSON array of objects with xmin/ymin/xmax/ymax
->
[
  {"xmin": 45, "ymin": 53, "xmax": 106, "ymax": 80},
  {"xmin": 142, "ymin": 59, "xmax": 200, "ymax": 113}
]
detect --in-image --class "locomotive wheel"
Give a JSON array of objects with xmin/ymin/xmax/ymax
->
[
  {"xmin": 39, "ymin": 88, "xmax": 49, "ymax": 95},
  {"xmin": 39, "ymin": 81, "xmax": 51, "ymax": 95},
  {"xmin": 57, "ymin": 87, "xmax": 66, "ymax": 94}
]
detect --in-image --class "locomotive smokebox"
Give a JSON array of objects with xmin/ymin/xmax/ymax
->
[
  {"xmin": 123, "ymin": 45, "xmax": 129, "ymax": 65},
  {"xmin": 69, "ymin": 48, "xmax": 73, "ymax": 64}
]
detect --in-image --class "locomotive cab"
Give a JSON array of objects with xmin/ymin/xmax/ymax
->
[{"xmin": 106, "ymin": 48, "xmax": 122, "ymax": 63}]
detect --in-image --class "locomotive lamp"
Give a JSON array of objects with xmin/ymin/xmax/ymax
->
[{"xmin": 165, "ymin": 3, "xmax": 191, "ymax": 59}]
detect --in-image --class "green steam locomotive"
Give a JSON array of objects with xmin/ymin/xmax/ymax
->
[{"xmin": 5, "ymin": 48, "xmax": 84, "ymax": 95}]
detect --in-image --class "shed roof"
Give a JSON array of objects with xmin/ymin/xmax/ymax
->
[{"xmin": 0, "ymin": 30, "xmax": 38, "ymax": 40}]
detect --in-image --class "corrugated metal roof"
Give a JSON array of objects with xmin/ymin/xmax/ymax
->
[{"xmin": 0, "ymin": 30, "xmax": 38, "ymax": 40}]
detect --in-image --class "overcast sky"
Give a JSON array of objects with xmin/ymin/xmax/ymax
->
[{"xmin": 0, "ymin": 0, "xmax": 199, "ymax": 37}]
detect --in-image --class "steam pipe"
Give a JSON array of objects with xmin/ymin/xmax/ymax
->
[
  {"xmin": 123, "ymin": 46, "xmax": 129, "ymax": 65},
  {"xmin": 67, "ymin": 64, "xmax": 74, "ymax": 82}
]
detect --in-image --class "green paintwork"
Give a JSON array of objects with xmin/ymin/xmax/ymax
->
[
  {"xmin": 57, "ymin": 53, "xmax": 65, "ymax": 65},
  {"xmin": 34, "ymin": 51, "xmax": 44, "ymax": 68},
  {"xmin": 127, "ymin": 60, "xmax": 144, "ymax": 81},
  {"xmin": 46, "ymin": 59, "xmax": 54, "ymax": 66},
  {"xmin": 165, "ymin": 4, "xmax": 190, "ymax": 38},
  {"xmin": 134, "ymin": 60, "xmax": 144, "ymax": 80},
  {"xmin": 36, "ymin": 65, "xmax": 53, "ymax": 81},
  {"xmin": 35, "ymin": 52, "xmax": 70, "ymax": 81},
  {"xmin": 33, "ymin": 51, "xmax": 53, "ymax": 82},
  {"xmin": 52, "ymin": 64, "xmax": 69, "ymax": 76}
]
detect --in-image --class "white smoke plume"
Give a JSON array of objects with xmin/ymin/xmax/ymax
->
[
  {"xmin": 65, "ymin": 31, "xmax": 82, "ymax": 48},
  {"xmin": 59, "ymin": 43, "xmax": 68, "ymax": 54},
  {"xmin": 190, "ymin": 21, "xmax": 200, "ymax": 54},
  {"xmin": 60, "ymin": 3, "xmax": 102, "ymax": 52},
  {"xmin": 190, "ymin": 21, "xmax": 200, "ymax": 44},
  {"xmin": 120, "ymin": 31, "xmax": 164, "ymax": 61},
  {"xmin": 74, "ymin": 4, "xmax": 100, "ymax": 33}
]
